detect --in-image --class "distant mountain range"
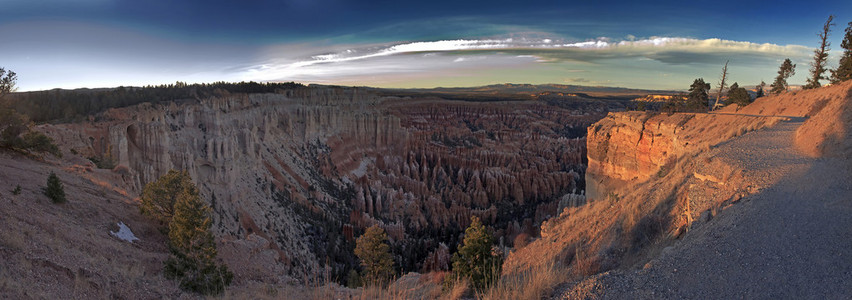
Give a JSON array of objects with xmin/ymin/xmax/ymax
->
[{"xmin": 389, "ymin": 83, "xmax": 681, "ymax": 97}]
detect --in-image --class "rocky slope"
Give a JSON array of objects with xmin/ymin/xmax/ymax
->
[
  {"xmin": 562, "ymin": 116, "xmax": 852, "ymax": 299},
  {"xmin": 28, "ymin": 85, "xmax": 617, "ymax": 285},
  {"xmin": 584, "ymin": 112, "xmax": 783, "ymax": 200},
  {"xmin": 0, "ymin": 148, "xmax": 206, "ymax": 298},
  {"xmin": 500, "ymin": 80, "xmax": 852, "ymax": 298}
]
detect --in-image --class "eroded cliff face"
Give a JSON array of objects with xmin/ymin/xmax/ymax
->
[
  {"xmin": 45, "ymin": 86, "xmax": 607, "ymax": 281},
  {"xmin": 585, "ymin": 112, "xmax": 783, "ymax": 200},
  {"xmin": 505, "ymin": 82, "xmax": 852, "ymax": 278},
  {"xmin": 505, "ymin": 110, "xmax": 786, "ymax": 276},
  {"xmin": 48, "ymin": 89, "xmax": 384, "ymax": 281}
]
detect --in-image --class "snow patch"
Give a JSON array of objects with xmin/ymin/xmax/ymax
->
[
  {"xmin": 350, "ymin": 157, "xmax": 374, "ymax": 178},
  {"xmin": 110, "ymin": 222, "xmax": 139, "ymax": 243}
]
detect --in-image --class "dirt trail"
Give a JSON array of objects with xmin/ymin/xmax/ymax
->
[{"xmin": 563, "ymin": 118, "xmax": 852, "ymax": 299}]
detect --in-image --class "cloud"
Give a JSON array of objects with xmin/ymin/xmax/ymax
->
[
  {"xmin": 239, "ymin": 37, "xmax": 809, "ymax": 91},
  {"xmin": 243, "ymin": 36, "xmax": 813, "ymax": 84}
]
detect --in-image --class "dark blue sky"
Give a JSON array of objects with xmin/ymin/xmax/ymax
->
[{"xmin": 3, "ymin": 0, "xmax": 851, "ymax": 90}]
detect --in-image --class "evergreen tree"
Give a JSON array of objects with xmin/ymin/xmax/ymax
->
[
  {"xmin": 0, "ymin": 107, "xmax": 28, "ymax": 149},
  {"xmin": 0, "ymin": 67, "xmax": 16, "ymax": 100},
  {"xmin": 164, "ymin": 178, "xmax": 232, "ymax": 295},
  {"xmin": 0, "ymin": 69, "xmax": 61, "ymax": 158},
  {"xmin": 755, "ymin": 81, "xmax": 766, "ymax": 99},
  {"xmin": 804, "ymin": 16, "xmax": 834, "ymax": 89},
  {"xmin": 450, "ymin": 216, "xmax": 502, "ymax": 291},
  {"xmin": 43, "ymin": 171, "xmax": 66, "ymax": 204},
  {"xmin": 354, "ymin": 225, "xmax": 394, "ymax": 286},
  {"xmin": 831, "ymin": 21, "xmax": 852, "ymax": 83},
  {"xmin": 140, "ymin": 170, "xmax": 191, "ymax": 226},
  {"xmin": 725, "ymin": 82, "xmax": 752, "ymax": 107},
  {"xmin": 770, "ymin": 59, "xmax": 796, "ymax": 94},
  {"xmin": 661, "ymin": 93, "xmax": 687, "ymax": 113},
  {"xmin": 685, "ymin": 78, "xmax": 711, "ymax": 111}
]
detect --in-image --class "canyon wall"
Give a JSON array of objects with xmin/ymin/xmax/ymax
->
[
  {"xmin": 44, "ymin": 86, "xmax": 609, "ymax": 281},
  {"xmin": 505, "ymin": 110, "xmax": 785, "ymax": 276},
  {"xmin": 585, "ymin": 112, "xmax": 783, "ymax": 200},
  {"xmin": 505, "ymin": 81, "xmax": 852, "ymax": 277}
]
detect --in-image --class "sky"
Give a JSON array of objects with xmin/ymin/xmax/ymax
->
[{"xmin": 2, "ymin": 0, "xmax": 851, "ymax": 91}]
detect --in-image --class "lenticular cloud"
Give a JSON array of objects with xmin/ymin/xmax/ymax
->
[{"xmin": 243, "ymin": 36, "xmax": 811, "ymax": 83}]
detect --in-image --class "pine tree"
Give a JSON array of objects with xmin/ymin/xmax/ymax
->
[
  {"xmin": 0, "ymin": 107, "xmax": 29, "ymax": 149},
  {"xmin": 725, "ymin": 82, "xmax": 751, "ymax": 107},
  {"xmin": 0, "ymin": 67, "xmax": 16, "ymax": 100},
  {"xmin": 770, "ymin": 59, "xmax": 796, "ymax": 94},
  {"xmin": 140, "ymin": 170, "xmax": 191, "ymax": 226},
  {"xmin": 354, "ymin": 225, "xmax": 394, "ymax": 286},
  {"xmin": 804, "ymin": 16, "xmax": 834, "ymax": 89},
  {"xmin": 685, "ymin": 78, "xmax": 711, "ymax": 111},
  {"xmin": 831, "ymin": 21, "xmax": 852, "ymax": 83},
  {"xmin": 755, "ymin": 81, "xmax": 766, "ymax": 99},
  {"xmin": 43, "ymin": 171, "xmax": 66, "ymax": 203},
  {"xmin": 450, "ymin": 216, "xmax": 502, "ymax": 291},
  {"xmin": 164, "ymin": 179, "xmax": 232, "ymax": 295}
]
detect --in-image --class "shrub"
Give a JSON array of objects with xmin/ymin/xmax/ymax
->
[
  {"xmin": 354, "ymin": 225, "xmax": 395, "ymax": 286},
  {"xmin": 43, "ymin": 172, "xmax": 65, "ymax": 203},
  {"xmin": 164, "ymin": 249, "xmax": 233, "ymax": 295},
  {"xmin": 11, "ymin": 184, "xmax": 21, "ymax": 195},
  {"xmin": 346, "ymin": 269, "xmax": 362, "ymax": 288},
  {"xmin": 88, "ymin": 155, "xmax": 116, "ymax": 169},
  {"xmin": 21, "ymin": 131, "xmax": 61, "ymax": 158},
  {"xmin": 0, "ymin": 108, "xmax": 61, "ymax": 157},
  {"xmin": 0, "ymin": 107, "xmax": 28, "ymax": 148}
]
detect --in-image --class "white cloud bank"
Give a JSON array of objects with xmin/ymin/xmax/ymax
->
[{"xmin": 242, "ymin": 36, "xmax": 813, "ymax": 85}]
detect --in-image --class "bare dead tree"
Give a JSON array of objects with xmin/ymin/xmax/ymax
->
[
  {"xmin": 712, "ymin": 60, "xmax": 729, "ymax": 111},
  {"xmin": 804, "ymin": 15, "xmax": 834, "ymax": 89}
]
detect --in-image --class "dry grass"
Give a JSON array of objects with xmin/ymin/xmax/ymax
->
[
  {"xmin": 446, "ymin": 278, "xmax": 470, "ymax": 300},
  {"xmin": 504, "ymin": 116, "xmax": 729, "ymax": 285},
  {"xmin": 478, "ymin": 262, "xmax": 566, "ymax": 300},
  {"xmin": 502, "ymin": 83, "xmax": 852, "ymax": 291},
  {"xmin": 276, "ymin": 271, "xmax": 465, "ymax": 300},
  {"xmin": 351, "ymin": 272, "xmax": 452, "ymax": 300},
  {"xmin": 572, "ymin": 247, "xmax": 602, "ymax": 278}
]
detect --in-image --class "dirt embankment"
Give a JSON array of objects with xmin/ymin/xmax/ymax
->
[
  {"xmin": 562, "ymin": 114, "xmax": 852, "ymax": 299},
  {"xmin": 505, "ymin": 81, "xmax": 852, "ymax": 298}
]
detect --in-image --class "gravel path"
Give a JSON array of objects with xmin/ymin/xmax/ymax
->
[{"xmin": 564, "ymin": 119, "xmax": 852, "ymax": 299}]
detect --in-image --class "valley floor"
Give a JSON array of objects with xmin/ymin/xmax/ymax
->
[{"xmin": 563, "ymin": 118, "xmax": 852, "ymax": 298}]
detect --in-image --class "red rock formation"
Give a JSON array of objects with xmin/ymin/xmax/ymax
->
[
  {"xmin": 421, "ymin": 243, "xmax": 451, "ymax": 272},
  {"xmin": 585, "ymin": 112, "xmax": 784, "ymax": 200},
  {"xmin": 45, "ymin": 87, "xmax": 604, "ymax": 279}
]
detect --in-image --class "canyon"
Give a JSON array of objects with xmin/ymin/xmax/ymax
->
[
  {"xmin": 10, "ymin": 85, "xmax": 629, "ymax": 289},
  {"xmin": 2, "ymin": 80, "xmax": 850, "ymax": 298},
  {"xmin": 506, "ymin": 80, "xmax": 852, "ymax": 298}
]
